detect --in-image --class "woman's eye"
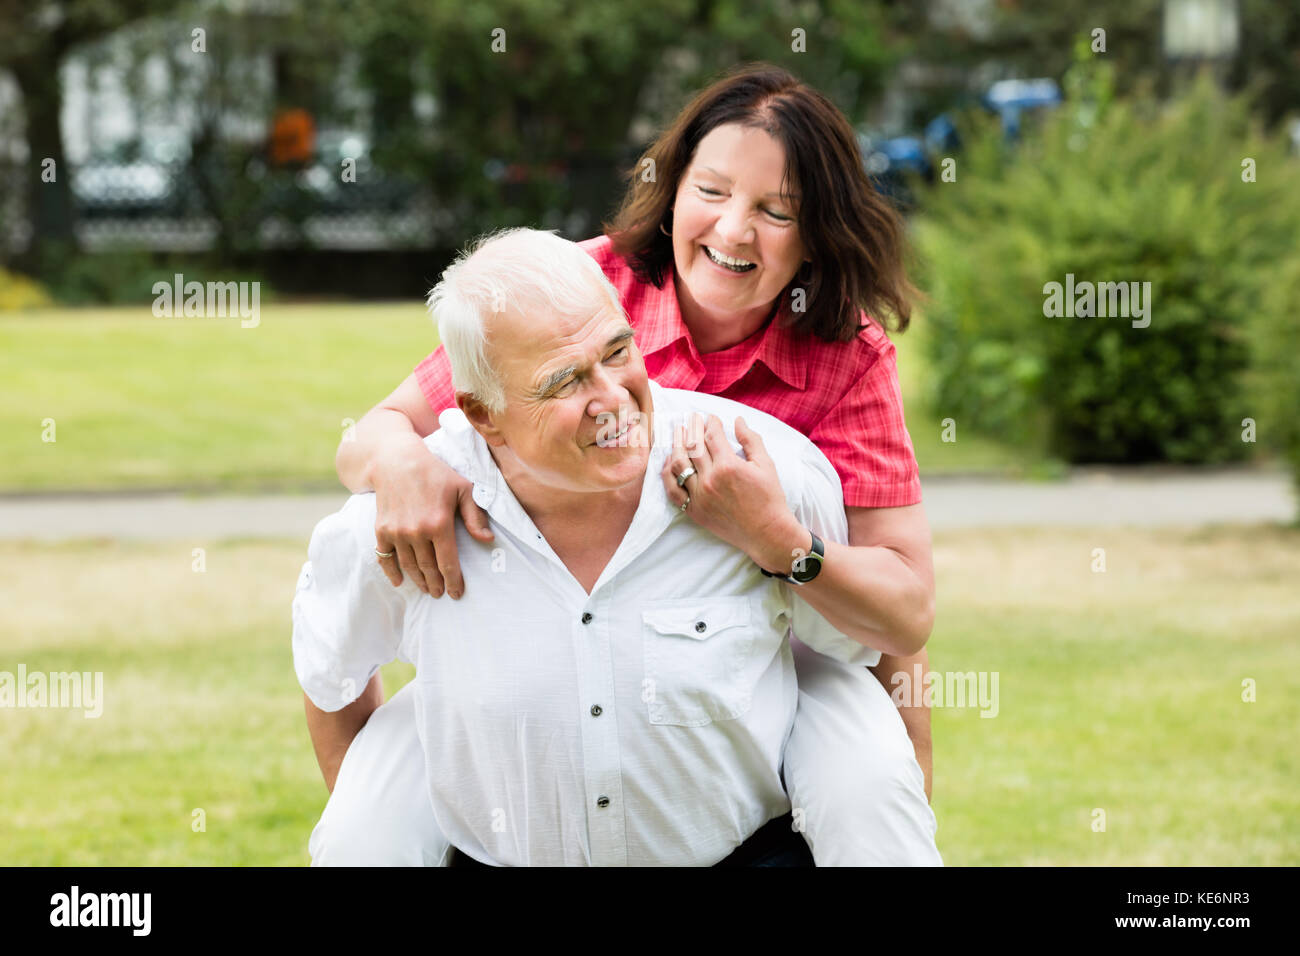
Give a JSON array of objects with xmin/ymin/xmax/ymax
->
[
  {"xmin": 765, "ymin": 208, "xmax": 792, "ymax": 222},
  {"xmin": 696, "ymin": 185, "xmax": 722, "ymax": 196},
  {"xmin": 607, "ymin": 347, "xmax": 629, "ymax": 361}
]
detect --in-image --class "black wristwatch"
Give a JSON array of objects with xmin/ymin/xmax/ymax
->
[{"xmin": 760, "ymin": 530, "xmax": 824, "ymax": 586}]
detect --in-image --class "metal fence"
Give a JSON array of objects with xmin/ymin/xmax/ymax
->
[{"xmin": 3, "ymin": 158, "xmax": 444, "ymax": 255}]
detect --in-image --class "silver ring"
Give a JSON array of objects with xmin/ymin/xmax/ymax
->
[
  {"xmin": 375, "ymin": 548, "xmax": 395, "ymax": 559},
  {"xmin": 675, "ymin": 466, "xmax": 697, "ymax": 488},
  {"xmin": 679, "ymin": 497, "xmax": 689, "ymax": 512}
]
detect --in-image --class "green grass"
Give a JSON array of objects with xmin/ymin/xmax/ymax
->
[
  {"xmin": 0, "ymin": 303, "xmax": 438, "ymax": 493},
  {"xmin": 0, "ymin": 302, "xmax": 1035, "ymax": 493},
  {"xmin": 2, "ymin": 525, "xmax": 1296, "ymax": 865}
]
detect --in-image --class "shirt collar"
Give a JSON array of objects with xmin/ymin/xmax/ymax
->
[
  {"xmin": 426, "ymin": 383, "xmax": 682, "ymax": 562},
  {"xmin": 636, "ymin": 270, "xmax": 806, "ymax": 391},
  {"xmin": 751, "ymin": 298, "xmax": 807, "ymax": 390},
  {"xmin": 631, "ymin": 267, "xmax": 694, "ymax": 360}
]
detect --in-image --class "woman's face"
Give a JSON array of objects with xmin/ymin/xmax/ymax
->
[{"xmin": 670, "ymin": 122, "xmax": 807, "ymax": 324}]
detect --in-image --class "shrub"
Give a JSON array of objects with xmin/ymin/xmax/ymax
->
[
  {"xmin": 0, "ymin": 267, "xmax": 52, "ymax": 311},
  {"xmin": 913, "ymin": 69, "xmax": 1300, "ymax": 465},
  {"xmin": 1243, "ymin": 255, "xmax": 1300, "ymax": 517}
]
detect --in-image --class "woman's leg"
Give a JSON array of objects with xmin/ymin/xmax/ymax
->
[
  {"xmin": 308, "ymin": 679, "xmax": 453, "ymax": 866},
  {"xmin": 782, "ymin": 636, "xmax": 943, "ymax": 866}
]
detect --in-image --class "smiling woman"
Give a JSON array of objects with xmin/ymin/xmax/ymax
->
[{"xmin": 607, "ymin": 64, "xmax": 916, "ymax": 348}]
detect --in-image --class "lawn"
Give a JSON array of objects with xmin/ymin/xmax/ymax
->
[
  {"xmin": 2, "ymin": 524, "xmax": 1296, "ymax": 865},
  {"xmin": 0, "ymin": 302, "xmax": 1039, "ymax": 493}
]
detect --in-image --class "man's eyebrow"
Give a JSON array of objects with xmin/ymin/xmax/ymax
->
[
  {"xmin": 533, "ymin": 364, "xmax": 578, "ymax": 399},
  {"xmin": 532, "ymin": 328, "xmax": 635, "ymax": 398},
  {"xmin": 699, "ymin": 166, "xmax": 798, "ymax": 202}
]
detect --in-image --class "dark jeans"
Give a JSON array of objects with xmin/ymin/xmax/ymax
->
[{"xmin": 448, "ymin": 811, "xmax": 813, "ymax": 867}]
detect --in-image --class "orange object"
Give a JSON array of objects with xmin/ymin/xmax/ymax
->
[{"xmin": 269, "ymin": 108, "xmax": 316, "ymax": 166}]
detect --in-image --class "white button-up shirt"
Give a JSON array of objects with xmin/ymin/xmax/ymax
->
[{"xmin": 292, "ymin": 379, "xmax": 880, "ymax": 866}]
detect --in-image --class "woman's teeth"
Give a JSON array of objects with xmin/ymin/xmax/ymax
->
[{"xmin": 703, "ymin": 245, "xmax": 757, "ymax": 272}]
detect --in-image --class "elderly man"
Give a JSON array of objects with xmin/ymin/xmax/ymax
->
[{"xmin": 293, "ymin": 228, "xmax": 940, "ymax": 866}]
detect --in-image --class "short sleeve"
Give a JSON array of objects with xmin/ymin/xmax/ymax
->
[
  {"xmin": 291, "ymin": 494, "xmax": 416, "ymax": 712},
  {"xmin": 785, "ymin": 440, "xmax": 882, "ymax": 667},
  {"xmin": 807, "ymin": 338, "xmax": 921, "ymax": 509},
  {"xmin": 413, "ymin": 346, "xmax": 457, "ymax": 416}
]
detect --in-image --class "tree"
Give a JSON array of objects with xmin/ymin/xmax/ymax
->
[{"xmin": 0, "ymin": 0, "xmax": 175, "ymax": 263}]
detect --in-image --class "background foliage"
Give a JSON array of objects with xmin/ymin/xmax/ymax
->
[{"xmin": 914, "ymin": 62, "xmax": 1300, "ymax": 466}]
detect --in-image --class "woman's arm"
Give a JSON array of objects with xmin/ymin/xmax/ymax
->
[
  {"xmin": 664, "ymin": 413, "xmax": 934, "ymax": 656},
  {"xmin": 336, "ymin": 373, "xmax": 442, "ymax": 492},
  {"xmin": 766, "ymin": 503, "xmax": 935, "ymax": 657},
  {"xmin": 335, "ymin": 371, "xmax": 493, "ymax": 597}
]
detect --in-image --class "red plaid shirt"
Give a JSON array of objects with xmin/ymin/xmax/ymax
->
[{"xmin": 414, "ymin": 235, "xmax": 921, "ymax": 509}]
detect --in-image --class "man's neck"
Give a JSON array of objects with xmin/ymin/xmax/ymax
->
[{"xmin": 487, "ymin": 447, "xmax": 646, "ymax": 592}]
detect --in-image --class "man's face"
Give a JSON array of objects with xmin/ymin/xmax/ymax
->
[{"xmin": 474, "ymin": 295, "xmax": 654, "ymax": 495}]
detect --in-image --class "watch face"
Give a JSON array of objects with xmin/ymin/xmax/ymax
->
[
  {"xmin": 790, "ymin": 533, "xmax": 824, "ymax": 583},
  {"xmin": 790, "ymin": 554, "xmax": 822, "ymax": 583}
]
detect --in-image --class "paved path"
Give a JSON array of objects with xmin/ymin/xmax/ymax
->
[{"xmin": 1, "ymin": 468, "xmax": 1292, "ymax": 541}]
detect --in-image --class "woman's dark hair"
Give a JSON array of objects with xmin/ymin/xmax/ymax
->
[{"xmin": 605, "ymin": 62, "xmax": 917, "ymax": 340}]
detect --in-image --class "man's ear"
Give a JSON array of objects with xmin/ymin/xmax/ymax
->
[{"xmin": 456, "ymin": 392, "xmax": 507, "ymax": 447}]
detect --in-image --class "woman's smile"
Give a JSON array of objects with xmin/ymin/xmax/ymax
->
[{"xmin": 701, "ymin": 244, "xmax": 758, "ymax": 273}]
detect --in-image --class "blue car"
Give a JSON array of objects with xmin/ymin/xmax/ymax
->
[{"xmin": 982, "ymin": 78, "xmax": 1063, "ymax": 139}]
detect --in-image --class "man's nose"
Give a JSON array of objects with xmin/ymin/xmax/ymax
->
[{"xmin": 586, "ymin": 364, "xmax": 628, "ymax": 418}]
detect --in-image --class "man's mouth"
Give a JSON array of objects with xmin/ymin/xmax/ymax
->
[
  {"xmin": 592, "ymin": 417, "xmax": 637, "ymax": 447},
  {"xmin": 702, "ymin": 245, "xmax": 757, "ymax": 273}
]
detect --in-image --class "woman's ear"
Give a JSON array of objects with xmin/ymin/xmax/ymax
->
[{"xmin": 456, "ymin": 392, "xmax": 506, "ymax": 447}]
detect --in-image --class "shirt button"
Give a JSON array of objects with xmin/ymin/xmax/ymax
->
[
  {"xmin": 590, "ymin": 704, "xmax": 603, "ymax": 717},
  {"xmin": 695, "ymin": 620, "xmax": 707, "ymax": 633},
  {"xmin": 581, "ymin": 612, "xmax": 593, "ymax": 625},
  {"xmin": 596, "ymin": 795, "xmax": 610, "ymax": 809}
]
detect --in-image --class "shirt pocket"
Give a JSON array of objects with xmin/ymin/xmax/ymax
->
[{"xmin": 641, "ymin": 596, "xmax": 758, "ymax": 727}]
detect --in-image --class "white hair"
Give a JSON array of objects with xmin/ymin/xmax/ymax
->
[{"xmin": 425, "ymin": 228, "xmax": 625, "ymax": 414}]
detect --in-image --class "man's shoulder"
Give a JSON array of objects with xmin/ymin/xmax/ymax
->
[
  {"xmin": 655, "ymin": 385, "xmax": 809, "ymax": 451},
  {"xmin": 310, "ymin": 489, "xmax": 377, "ymax": 558},
  {"xmin": 652, "ymin": 385, "xmax": 838, "ymax": 510},
  {"xmin": 420, "ymin": 408, "xmax": 482, "ymax": 481}
]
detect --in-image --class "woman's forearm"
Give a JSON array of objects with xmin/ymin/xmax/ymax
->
[
  {"xmin": 753, "ymin": 508, "xmax": 935, "ymax": 657},
  {"xmin": 337, "ymin": 372, "xmax": 446, "ymax": 493},
  {"xmin": 336, "ymin": 407, "xmax": 431, "ymax": 493},
  {"xmin": 782, "ymin": 533, "xmax": 933, "ymax": 657}
]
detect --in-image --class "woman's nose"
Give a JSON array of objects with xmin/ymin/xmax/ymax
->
[{"xmin": 715, "ymin": 200, "xmax": 755, "ymax": 247}]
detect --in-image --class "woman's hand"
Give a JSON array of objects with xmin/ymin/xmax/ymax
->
[
  {"xmin": 661, "ymin": 412, "xmax": 805, "ymax": 572},
  {"xmin": 371, "ymin": 435, "xmax": 494, "ymax": 598}
]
